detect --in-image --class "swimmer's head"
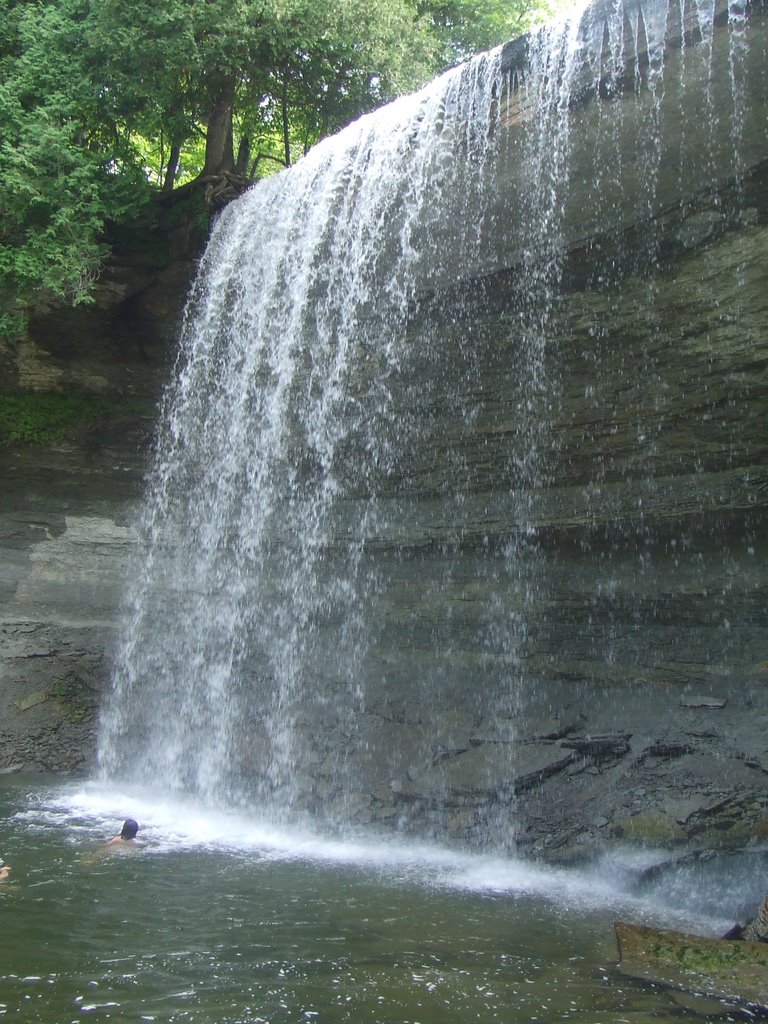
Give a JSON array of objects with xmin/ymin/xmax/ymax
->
[{"xmin": 120, "ymin": 819, "xmax": 139, "ymax": 840}]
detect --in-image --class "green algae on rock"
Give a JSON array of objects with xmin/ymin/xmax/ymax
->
[{"xmin": 615, "ymin": 921, "xmax": 768, "ymax": 1008}]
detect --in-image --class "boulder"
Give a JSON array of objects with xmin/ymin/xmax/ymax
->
[
  {"xmin": 615, "ymin": 920, "xmax": 768, "ymax": 1007},
  {"xmin": 744, "ymin": 894, "xmax": 768, "ymax": 943}
]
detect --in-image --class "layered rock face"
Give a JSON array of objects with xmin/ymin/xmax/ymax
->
[
  {"xmin": 0, "ymin": 222, "xmax": 196, "ymax": 773},
  {"xmin": 342, "ymin": 170, "xmax": 768, "ymax": 858},
  {"xmin": 1, "ymin": 0, "xmax": 767, "ymax": 859}
]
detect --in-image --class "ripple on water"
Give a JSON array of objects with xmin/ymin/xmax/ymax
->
[{"xmin": 0, "ymin": 778, "xmax": 760, "ymax": 1024}]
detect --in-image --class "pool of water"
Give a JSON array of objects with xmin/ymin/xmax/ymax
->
[{"xmin": 0, "ymin": 776, "xmax": 763, "ymax": 1023}]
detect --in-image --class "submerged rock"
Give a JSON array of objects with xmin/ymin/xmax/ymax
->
[{"xmin": 615, "ymin": 920, "xmax": 768, "ymax": 1008}]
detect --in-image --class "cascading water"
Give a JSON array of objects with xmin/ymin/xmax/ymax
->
[
  {"xmin": 98, "ymin": 46, "xmax": 515, "ymax": 817},
  {"xmin": 98, "ymin": 0, "xmax": 762, "ymax": 849}
]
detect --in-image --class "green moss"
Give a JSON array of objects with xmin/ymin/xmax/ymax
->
[
  {"xmin": 616, "ymin": 810, "xmax": 687, "ymax": 844},
  {"xmin": 617, "ymin": 921, "xmax": 768, "ymax": 1006},
  {"xmin": 50, "ymin": 674, "xmax": 95, "ymax": 723},
  {"xmin": 0, "ymin": 392, "xmax": 111, "ymax": 446}
]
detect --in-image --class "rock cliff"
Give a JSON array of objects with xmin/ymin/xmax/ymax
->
[
  {"xmin": 1, "ymin": 0, "xmax": 767, "ymax": 860},
  {"xmin": 0, "ymin": 210, "xmax": 199, "ymax": 774}
]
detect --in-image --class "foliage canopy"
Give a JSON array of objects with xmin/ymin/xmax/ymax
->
[{"xmin": 0, "ymin": 0, "xmax": 557, "ymax": 340}]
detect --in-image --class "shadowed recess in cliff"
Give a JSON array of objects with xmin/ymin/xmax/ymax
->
[{"xmin": 97, "ymin": 0, "xmax": 765, "ymax": 847}]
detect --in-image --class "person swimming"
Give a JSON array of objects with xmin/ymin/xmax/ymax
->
[
  {"xmin": 0, "ymin": 857, "xmax": 10, "ymax": 881},
  {"xmin": 80, "ymin": 819, "xmax": 142, "ymax": 865},
  {"xmin": 104, "ymin": 819, "xmax": 140, "ymax": 846}
]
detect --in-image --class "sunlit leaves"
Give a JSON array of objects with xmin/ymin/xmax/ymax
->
[
  {"xmin": 0, "ymin": 0, "xmax": 150, "ymax": 336},
  {"xmin": 1, "ymin": 0, "xmax": 550, "ymax": 340}
]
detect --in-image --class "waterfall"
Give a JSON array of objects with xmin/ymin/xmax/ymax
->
[
  {"xmin": 98, "ymin": 0, "xmax": 759, "ymax": 847},
  {"xmin": 99, "ymin": 46, "xmax": 512, "ymax": 813}
]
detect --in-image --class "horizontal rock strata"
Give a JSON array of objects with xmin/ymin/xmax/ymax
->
[{"xmin": 1, "ymin": 0, "xmax": 767, "ymax": 859}]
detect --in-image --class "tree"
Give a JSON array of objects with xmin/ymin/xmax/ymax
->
[
  {"xmin": 0, "ymin": 0, "xmax": 150, "ymax": 338},
  {"xmin": 1, "ymin": 0, "xmax": 551, "ymax": 341},
  {"xmin": 87, "ymin": 0, "xmax": 436, "ymax": 179},
  {"xmin": 417, "ymin": 0, "xmax": 553, "ymax": 64}
]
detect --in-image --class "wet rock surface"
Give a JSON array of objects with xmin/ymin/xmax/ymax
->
[
  {"xmin": 1, "ymin": 5, "xmax": 768, "ymax": 859},
  {"xmin": 2, "ymin": 175, "xmax": 768, "ymax": 853},
  {"xmin": 615, "ymin": 919, "xmax": 768, "ymax": 1008},
  {"xmin": 0, "ymin": 217, "xmax": 193, "ymax": 779}
]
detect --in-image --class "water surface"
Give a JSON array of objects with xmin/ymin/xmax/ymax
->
[{"xmin": 1, "ymin": 777, "xmax": 762, "ymax": 1022}]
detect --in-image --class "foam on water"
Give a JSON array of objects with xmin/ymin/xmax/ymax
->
[{"xmin": 9, "ymin": 781, "xmax": 738, "ymax": 936}]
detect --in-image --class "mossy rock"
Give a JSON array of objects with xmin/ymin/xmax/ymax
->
[
  {"xmin": 615, "ymin": 921, "xmax": 768, "ymax": 1007},
  {"xmin": 50, "ymin": 674, "xmax": 96, "ymax": 723},
  {"xmin": 14, "ymin": 691, "xmax": 51, "ymax": 712},
  {"xmin": 0, "ymin": 393, "xmax": 110, "ymax": 446},
  {"xmin": 0, "ymin": 392, "xmax": 150, "ymax": 448},
  {"xmin": 615, "ymin": 810, "xmax": 687, "ymax": 845}
]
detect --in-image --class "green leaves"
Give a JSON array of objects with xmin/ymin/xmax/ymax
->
[
  {"xmin": 417, "ymin": 0, "xmax": 558, "ymax": 65},
  {"xmin": 1, "ymin": 0, "xmax": 551, "ymax": 342},
  {"xmin": 0, "ymin": 392, "xmax": 111, "ymax": 445},
  {"xmin": 0, "ymin": 0, "xmax": 150, "ymax": 339}
]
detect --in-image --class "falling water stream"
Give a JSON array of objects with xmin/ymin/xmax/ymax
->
[
  {"xmin": 94, "ymin": 0, "xmax": 761, "ymax": 832},
  {"xmin": 3, "ymin": 0, "xmax": 766, "ymax": 1017},
  {"xmin": 96, "ymin": 44, "xmax": 513, "ymax": 810}
]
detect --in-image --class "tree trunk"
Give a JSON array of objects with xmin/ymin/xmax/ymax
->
[
  {"xmin": 202, "ymin": 78, "xmax": 236, "ymax": 178},
  {"xmin": 281, "ymin": 73, "xmax": 291, "ymax": 167},
  {"xmin": 235, "ymin": 135, "xmax": 251, "ymax": 176},
  {"xmin": 161, "ymin": 139, "xmax": 183, "ymax": 194}
]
